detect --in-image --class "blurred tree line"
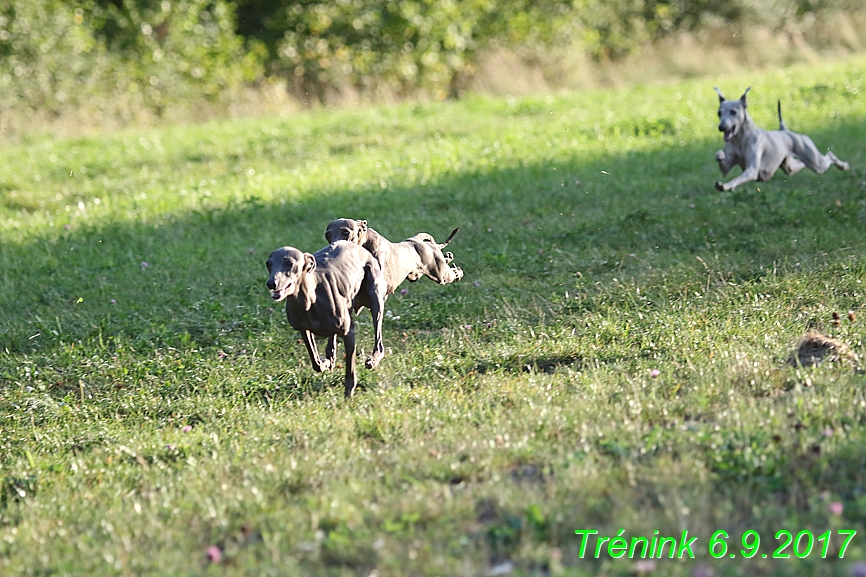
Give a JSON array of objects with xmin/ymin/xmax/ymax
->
[{"xmin": 0, "ymin": 0, "xmax": 860, "ymax": 122}]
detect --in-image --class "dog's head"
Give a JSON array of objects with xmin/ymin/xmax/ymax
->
[
  {"xmin": 405, "ymin": 229, "xmax": 463, "ymax": 284},
  {"xmin": 715, "ymin": 87, "xmax": 750, "ymax": 142},
  {"xmin": 265, "ymin": 246, "xmax": 315, "ymax": 301},
  {"xmin": 325, "ymin": 218, "xmax": 368, "ymax": 245}
]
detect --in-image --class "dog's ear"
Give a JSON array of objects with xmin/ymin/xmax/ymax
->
[
  {"xmin": 303, "ymin": 253, "xmax": 316, "ymax": 273},
  {"xmin": 713, "ymin": 87, "xmax": 725, "ymax": 103},
  {"xmin": 325, "ymin": 227, "xmax": 333, "ymax": 243},
  {"xmin": 740, "ymin": 87, "xmax": 751, "ymax": 108}
]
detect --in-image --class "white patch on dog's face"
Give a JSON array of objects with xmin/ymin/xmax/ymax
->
[{"xmin": 265, "ymin": 247, "xmax": 305, "ymax": 301}]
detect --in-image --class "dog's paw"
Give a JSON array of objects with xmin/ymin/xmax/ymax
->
[
  {"xmin": 366, "ymin": 349, "xmax": 384, "ymax": 370},
  {"xmin": 442, "ymin": 251, "xmax": 454, "ymax": 264},
  {"xmin": 714, "ymin": 150, "xmax": 726, "ymax": 162},
  {"xmin": 714, "ymin": 181, "xmax": 726, "ymax": 192},
  {"xmin": 314, "ymin": 358, "xmax": 334, "ymax": 372},
  {"xmin": 451, "ymin": 266, "xmax": 464, "ymax": 281}
]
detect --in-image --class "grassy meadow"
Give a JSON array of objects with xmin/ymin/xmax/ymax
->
[{"xmin": 1, "ymin": 55, "xmax": 866, "ymax": 576}]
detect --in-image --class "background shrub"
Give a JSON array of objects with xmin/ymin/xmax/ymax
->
[
  {"xmin": 0, "ymin": 0, "xmax": 261, "ymax": 126},
  {"xmin": 0, "ymin": 0, "xmax": 863, "ymax": 125}
]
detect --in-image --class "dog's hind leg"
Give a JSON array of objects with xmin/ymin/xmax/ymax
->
[
  {"xmin": 826, "ymin": 150, "xmax": 850, "ymax": 171},
  {"xmin": 442, "ymin": 265, "xmax": 464, "ymax": 284},
  {"xmin": 790, "ymin": 134, "xmax": 850, "ymax": 174},
  {"xmin": 780, "ymin": 156, "xmax": 806, "ymax": 176}
]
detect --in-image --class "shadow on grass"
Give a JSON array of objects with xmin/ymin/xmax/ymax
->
[
  {"xmin": 472, "ymin": 354, "xmax": 586, "ymax": 375},
  {"xmin": 0, "ymin": 121, "xmax": 863, "ymax": 367}
]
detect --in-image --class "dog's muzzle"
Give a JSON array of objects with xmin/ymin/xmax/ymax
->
[
  {"xmin": 268, "ymin": 279, "xmax": 294, "ymax": 301},
  {"xmin": 270, "ymin": 287, "xmax": 289, "ymax": 301}
]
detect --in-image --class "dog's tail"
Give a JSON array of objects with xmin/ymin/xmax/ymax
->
[
  {"xmin": 777, "ymin": 100, "xmax": 787, "ymax": 131},
  {"xmin": 439, "ymin": 227, "xmax": 460, "ymax": 248}
]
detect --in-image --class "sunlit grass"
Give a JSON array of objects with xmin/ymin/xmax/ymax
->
[{"xmin": 1, "ymin": 55, "xmax": 865, "ymax": 576}]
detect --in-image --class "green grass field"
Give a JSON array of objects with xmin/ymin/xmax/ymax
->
[{"xmin": 1, "ymin": 56, "xmax": 865, "ymax": 576}]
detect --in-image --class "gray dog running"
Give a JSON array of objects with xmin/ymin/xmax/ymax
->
[
  {"xmin": 325, "ymin": 218, "xmax": 464, "ymax": 295},
  {"xmin": 265, "ymin": 241, "xmax": 387, "ymax": 398},
  {"xmin": 714, "ymin": 87, "xmax": 849, "ymax": 192}
]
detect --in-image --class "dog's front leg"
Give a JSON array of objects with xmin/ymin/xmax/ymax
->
[
  {"xmin": 716, "ymin": 149, "xmax": 761, "ymax": 191},
  {"xmin": 363, "ymin": 265, "xmax": 387, "ymax": 370},
  {"xmin": 365, "ymin": 297, "xmax": 385, "ymax": 370},
  {"xmin": 716, "ymin": 166, "xmax": 759, "ymax": 191},
  {"xmin": 715, "ymin": 149, "xmax": 736, "ymax": 177},
  {"xmin": 301, "ymin": 330, "xmax": 333, "ymax": 372},
  {"xmin": 342, "ymin": 328, "xmax": 357, "ymax": 398},
  {"xmin": 324, "ymin": 336, "xmax": 338, "ymax": 369}
]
